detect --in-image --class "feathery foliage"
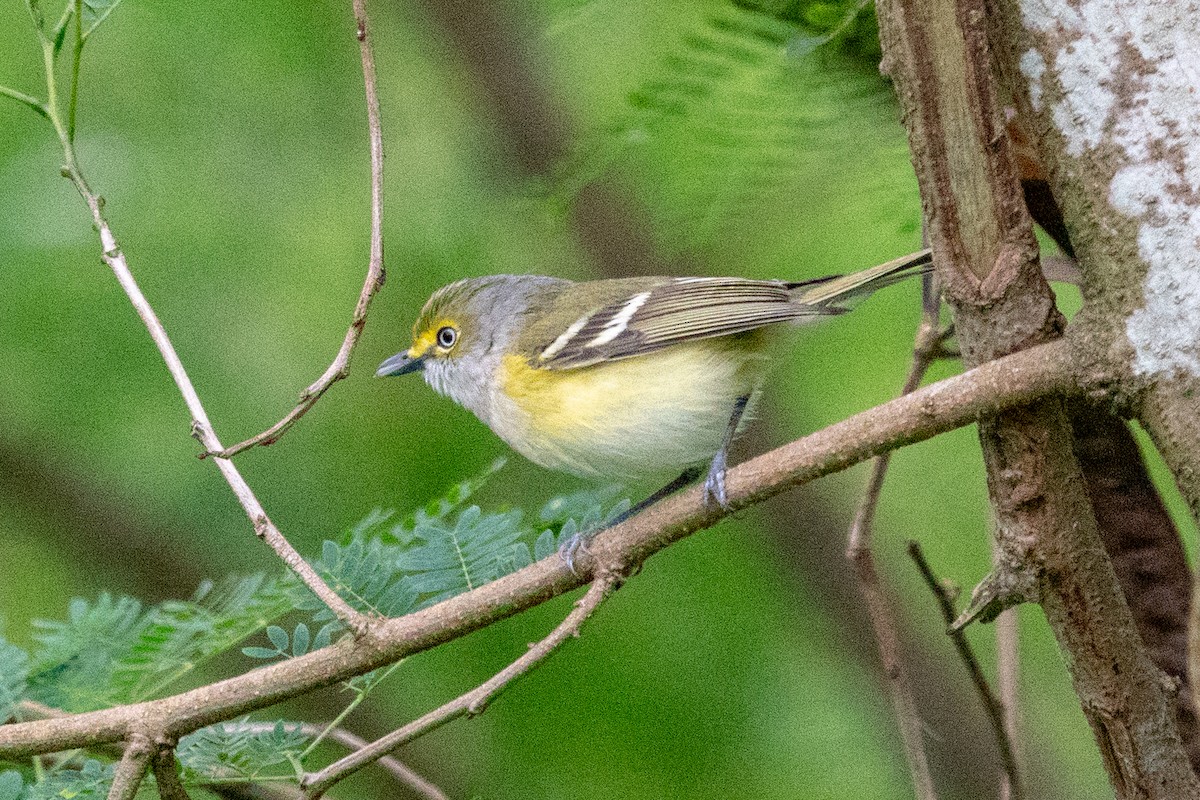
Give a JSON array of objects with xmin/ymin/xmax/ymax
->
[
  {"xmin": 0, "ymin": 636, "xmax": 28, "ymax": 724},
  {"xmin": 177, "ymin": 722, "xmax": 310, "ymax": 784},
  {"xmin": 25, "ymin": 576, "xmax": 291, "ymax": 712},
  {"xmin": 23, "ymin": 760, "xmax": 112, "ymax": 800},
  {"xmin": 564, "ymin": 1, "xmax": 894, "ymax": 254}
]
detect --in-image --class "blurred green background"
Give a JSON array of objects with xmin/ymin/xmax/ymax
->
[{"xmin": 0, "ymin": 0, "xmax": 1177, "ymax": 797}]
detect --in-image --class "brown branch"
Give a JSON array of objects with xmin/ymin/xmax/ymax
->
[
  {"xmin": 69, "ymin": 184, "xmax": 365, "ymax": 632},
  {"xmin": 994, "ymin": 601, "xmax": 1020, "ymax": 800},
  {"xmin": 151, "ymin": 745, "xmax": 193, "ymax": 800},
  {"xmin": 844, "ymin": 274, "xmax": 950, "ymax": 800},
  {"xmin": 35, "ymin": 17, "xmax": 367, "ymax": 630},
  {"xmin": 876, "ymin": 0, "xmax": 1200, "ymax": 794},
  {"xmin": 214, "ymin": 0, "xmax": 386, "ymax": 459},
  {"xmin": 229, "ymin": 723, "xmax": 449, "ymax": 800},
  {"xmin": 302, "ymin": 570, "xmax": 622, "ymax": 798},
  {"xmin": 908, "ymin": 541, "xmax": 1022, "ymax": 798},
  {"xmin": 0, "ymin": 338, "xmax": 1080, "ymax": 760},
  {"xmin": 106, "ymin": 734, "xmax": 151, "ymax": 800},
  {"xmin": 1068, "ymin": 402, "xmax": 1200, "ymax": 772}
]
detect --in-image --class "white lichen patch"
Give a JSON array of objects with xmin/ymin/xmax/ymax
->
[
  {"xmin": 1019, "ymin": 50, "xmax": 1047, "ymax": 111},
  {"xmin": 1019, "ymin": 0, "xmax": 1200, "ymax": 378}
]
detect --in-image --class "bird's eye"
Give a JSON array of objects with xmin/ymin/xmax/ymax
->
[{"xmin": 436, "ymin": 326, "xmax": 458, "ymax": 349}]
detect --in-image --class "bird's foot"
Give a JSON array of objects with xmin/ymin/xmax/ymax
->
[{"xmin": 702, "ymin": 450, "xmax": 731, "ymax": 511}]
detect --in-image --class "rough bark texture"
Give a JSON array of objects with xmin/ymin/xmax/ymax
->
[
  {"xmin": 987, "ymin": 0, "xmax": 1200, "ymax": 754},
  {"xmin": 1070, "ymin": 402, "xmax": 1200, "ymax": 771},
  {"xmin": 877, "ymin": 0, "xmax": 1200, "ymax": 795}
]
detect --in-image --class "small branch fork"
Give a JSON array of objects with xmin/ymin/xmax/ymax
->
[
  {"xmin": 106, "ymin": 733, "xmax": 152, "ymax": 800},
  {"xmin": 3, "ymin": 0, "xmax": 396, "ymax": 631},
  {"xmin": 844, "ymin": 273, "xmax": 953, "ymax": 800},
  {"xmin": 301, "ymin": 568, "xmax": 624, "ymax": 798},
  {"xmin": 81, "ymin": 182, "xmax": 365, "ymax": 632},
  {"xmin": 212, "ymin": 0, "xmax": 386, "ymax": 459},
  {"xmin": 908, "ymin": 541, "xmax": 1022, "ymax": 799}
]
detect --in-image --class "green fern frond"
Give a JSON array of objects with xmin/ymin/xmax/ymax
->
[
  {"xmin": 26, "ymin": 577, "xmax": 290, "ymax": 711},
  {"xmin": 396, "ymin": 506, "xmax": 532, "ymax": 603},
  {"xmin": 177, "ymin": 721, "xmax": 309, "ymax": 783},
  {"xmin": 563, "ymin": 2, "xmax": 894, "ymax": 253},
  {"xmin": 23, "ymin": 759, "xmax": 112, "ymax": 800},
  {"xmin": 0, "ymin": 636, "xmax": 29, "ymax": 723},
  {"xmin": 398, "ymin": 456, "xmax": 509, "ymax": 534},
  {"xmin": 303, "ymin": 536, "xmax": 417, "ymax": 621}
]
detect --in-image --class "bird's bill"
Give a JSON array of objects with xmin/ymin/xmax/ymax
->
[{"xmin": 376, "ymin": 351, "xmax": 426, "ymax": 377}]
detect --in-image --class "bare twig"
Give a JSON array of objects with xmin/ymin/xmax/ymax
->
[
  {"xmin": 151, "ymin": 746, "xmax": 194, "ymax": 800},
  {"xmin": 229, "ymin": 723, "xmax": 449, "ymax": 800},
  {"xmin": 0, "ymin": 338, "xmax": 1082, "ymax": 761},
  {"xmin": 844, "ymin": 272, "xmax": 950, "ymax": 800},
  {"xmin": 82, "ymin": 207, "xmax": 364, "ymax": 631},
  {"xmin": 106, "ymin": 734, "xmax": 152, "ymax": 800},
  {"xmin": 908, "ymin": 541, "xmax": 1022, "ymax": 799},
  {"xmin": 214, "ymin": 0, "xmax": 386, "ymax": 458},
  {"xmin": 995, "ymin": 604, "xmax": 1020, "ymax": 800},
  {"xmin": 20, "ymin": 0, "xmax": 367, "ymax": 631},
  {"xmin": 302, "ymin": 570, "xmax": 623, "ymax": 798}
]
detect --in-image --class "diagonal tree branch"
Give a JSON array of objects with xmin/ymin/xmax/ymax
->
[
  {"xmin": 0, "ymin": 337, "xmax": 1081, "ymax": 760},
  {"xmin": 302, "ymin": 569, "xmax": 622, "ymax": 798},
  {"xmin": 106, "ymin": 734, "xmax": 151, "ymax": 800}
]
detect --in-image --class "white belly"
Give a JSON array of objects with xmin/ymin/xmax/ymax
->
[{"xmin": 492, "ymin": 340, "xmax": 766, "ymax": 480}]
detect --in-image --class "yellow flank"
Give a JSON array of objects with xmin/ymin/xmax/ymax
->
[
  {"xmin": 496, "ymin": 334, "xmax": 768, "ymax": 480},
  {"xmin": 409, "ymin": 318, "xmax": 456, "ymax": 356}
]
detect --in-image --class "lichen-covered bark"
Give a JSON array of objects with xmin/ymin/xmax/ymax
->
[
  {"xmin": 877, "ymin": 0, "xmax": 1200, "ymax": 794},
  {"xmin": 988, "ymin": 0, "xmax": 1200, "ymax": 757}
]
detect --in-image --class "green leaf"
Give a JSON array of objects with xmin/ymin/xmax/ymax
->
[
  {"xmin": 266, "ymin": 625, "xmax": 289, "ymax": 652},
  {"xmin": 561, "ymin": 2, "xmax": 891, "ymax": 254},
  {"xmin": 241, "ymin": 646, "xmax": 282, "ymax": 660},
  {"xmin": 0, "ymin": 770, "xmax": 23, "ymax": 800},
  {"xmin": 27, "ymin": 576, "xmax": 290, "ymax": 710},
  {"xmin": 0, "ymin": 636, "xmax": 30, "ymax": 722},
  {"xmin": 25, "ymin": 759, "xmax": 112, "ymax": 799},
  {"xmin": 178, "ymin": 721, "xmax": 309, "ymax": 783},
  {"xmin": 291, "ymin": 623, "xmax": 310, "ymax": 657}
]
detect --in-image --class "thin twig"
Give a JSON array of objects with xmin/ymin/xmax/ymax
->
[
  {"xmin": 151, "ymin": 746, "xmax": 193, "ymax": 800},
  {"xmin": 0, "ymin": 339, "xmax": 1083, "ymax": 760},
  {"xmin": 844, "ymin": 272, "xmax": 950, "ymax": 800},
  {"xmin": 214, "ymin": 0, "xmax": 386, "ymax": 458},
  {"xmin": 302, "ymin": 570, "xmax": 623, "ymax": 798},
  {"xmin": 106, "ymin": 734, "xmax": 152, "ymax": 800},
  {"xmin": 230, "ymin": 723, "xmax": 449, "ymax": 800},
  {"xmin": 908, "ymin": 541, "xmax": 1022, "ymax": 800},
  {"xmin": 995, "ymin": 604, "xmax": 1020, "ymax": 800},
  {"xmin": 0, "ymin": 84, "xmax": 51, "ymax": 118},
  {"xmin": 27, "ymin": 18, "xmax": 367, "ymax": 631}
]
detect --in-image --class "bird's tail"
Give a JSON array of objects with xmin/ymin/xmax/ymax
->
[{"xmin": 787, "ymin": 249, "xmax": 933, "ymax": 309}]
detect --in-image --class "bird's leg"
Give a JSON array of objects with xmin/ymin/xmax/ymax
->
[
  {"xmin": 559, "ymin": 466, "xmax": 701, "ymax": 572},
  {"xmin": 558, "ymin": 396, "xmax": 750, "ymax": 571},
  {"xmin": 703, "ymin": 394, "xmax": 750, "ymax": 510}
]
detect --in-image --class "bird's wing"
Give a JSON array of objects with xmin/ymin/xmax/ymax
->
[{"xmin": 534, "ymin": 277, "xmax": 841, "ymax": 369}]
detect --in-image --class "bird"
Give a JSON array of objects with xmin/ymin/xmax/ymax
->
[{"xmin": 377, "ymin": 249, "xmax": 932, "ymax": 549}]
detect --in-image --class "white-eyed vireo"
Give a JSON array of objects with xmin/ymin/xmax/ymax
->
[{"xmin": 378, "ymin": 250, "xmax": 932, "ymax": 529}]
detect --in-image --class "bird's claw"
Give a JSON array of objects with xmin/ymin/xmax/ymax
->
[
  {"xmin": 558, "ymin": 531, "xmax": 592, "ymax": 575},
  {"xmin": 703, "ymin": 453, "xmax": 731, "ymax": 511}
]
